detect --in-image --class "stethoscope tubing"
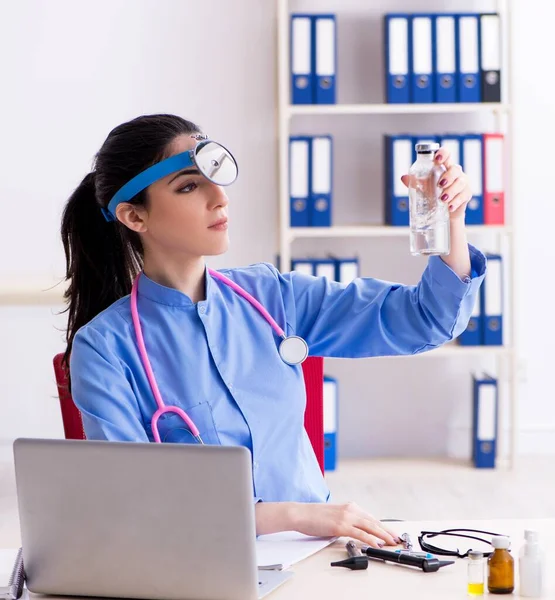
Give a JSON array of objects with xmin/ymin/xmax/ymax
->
[
  {"xmin": 130, "ymin": 269, "xmax": 306, "ymax": 444},
  {"xmin": 131, "ymin": 275, "xmax": 203, "ymax": 442}
]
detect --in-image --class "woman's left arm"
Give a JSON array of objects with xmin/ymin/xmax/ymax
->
[{"xmin": 272, "ymin": 146, "xmax": 486, "ymax": 358}]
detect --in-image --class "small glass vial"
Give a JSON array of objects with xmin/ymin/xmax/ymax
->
[
  {"xmin": 468, "ymin": 550, "xmax": 485, "ymax": 596},
  {"xmin": 408, "ymin": 142, "xmax": 450, "ymax": 256},
  {"xmin": 488, "ymin": 535, "xmax": 514, "ymax": 594}
]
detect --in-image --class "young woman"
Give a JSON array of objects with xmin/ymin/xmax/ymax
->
[{"xmin": 62, "ymin": 114, "xmax": 485, "ymax": 549}]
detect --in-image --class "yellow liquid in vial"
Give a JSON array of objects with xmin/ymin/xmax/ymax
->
[{"xmin": 468, "ymin": 582, "xmax": 485, "ymax": 596}]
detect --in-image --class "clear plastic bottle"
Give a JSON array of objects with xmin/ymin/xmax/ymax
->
[
  {"xmin": 408, "ymin": 142, "xmax": 450, "ymax": 256},
  {"xmin": 519, "ymin": 530, "xmax": 544, "ymax": 597},
  {"xmin": 468, "ymin": 550, "xmax": 485, "ymax": 596},
  {"xmin": 488, "ymin": 535, "xmax": 514, "ymax": 594}
]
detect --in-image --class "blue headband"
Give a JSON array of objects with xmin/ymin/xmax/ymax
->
[{"xmin": 101, "ymin": 149, "xmax": 196, "ymax": 222}]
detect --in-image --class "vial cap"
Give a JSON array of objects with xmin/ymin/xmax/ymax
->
[
  {"xmin": 416, "ymin": 142, "xmax": 440, "ymax": 153},
  {"xmin": 469, "ymin": 551, "xmax": 484, "ymax": 559},
  {"xmin": 492, "ymin": 536, "xmax": 510, "ymax": 549},
  {"xmin": 524, "ymin": 530, "xmax": 539, "ymax": 543}
]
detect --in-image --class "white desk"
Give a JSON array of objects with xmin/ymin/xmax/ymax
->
[{"xmin": 2, "ymin": 519, "xmax": 553, "ymax": 599}]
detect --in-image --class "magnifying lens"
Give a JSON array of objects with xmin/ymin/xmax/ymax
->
[{"xmin": 193, "ymin": 140, "xmax": 238, "ymax": 185}]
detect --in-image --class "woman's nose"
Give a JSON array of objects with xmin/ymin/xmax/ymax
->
[{"xmin": 211, "ymin": 185, "xmax": 229, "ymax": 208}]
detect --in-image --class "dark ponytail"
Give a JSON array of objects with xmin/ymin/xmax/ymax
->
[{"xmin": 61, "ymin": 114, "xmax": 202, "ymax": 366}]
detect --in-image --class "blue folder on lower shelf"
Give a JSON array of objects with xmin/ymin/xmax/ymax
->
[
  {"xmin": 310, "ymin": 135, "xmax": 333, "ymax": 227},
  {"xmin": 289, "ymin": 136, "xmax": 311, "ymax": 227},
  {"xmin": 291, "ymin": 259, "xmax": 315, "ymax": 276},
  {"xmin": 385, "ymin": 135, "xmax": 412, "ymax": 226},
  {"xmin": 482, "ymin": 254, "xmax": 504, "ymax": 346},
  {"xmin": 472, "ymin": 374, "xmax": 498, "ymax": 469}
]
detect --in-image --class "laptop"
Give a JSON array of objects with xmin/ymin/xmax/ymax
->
[{"xmin": 13, "ymin": 438, "xmax": 292, "ymax": 600}]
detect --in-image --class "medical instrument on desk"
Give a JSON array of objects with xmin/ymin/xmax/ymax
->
[
  {"xmin": 330, "ymin": 556, "xmax": 368, "ymax": 571},
  {"xmin": 395, "ymin": 549, "xmax": 435, "ymax": 559},
  {"xmin": 393, "ymin": 532, "xmax": 433, "ymax": 559},
  {"xmin": 487, "ymin": 536, "xmax": 514, "ymax": 595},
  {"xmin": 0, "ymin": 548, "xmax": 24, "ymax": 600},
  {"xmin": 399, "ymin": 532, "xmax": 413, "ymax": 550},
  {"xmin": 361, "ymin": 546, "xmax": 454, "ymax": 573},
  {"xmin": 109, "ymin": 134, "xmax": 309, "ymax": 443},
  {"xmin": 418, "ymin": 528, "xmax": 506, "ymax": 559},
  {"xmin": 467, "ymin": 550, "xmax": 485, "ymax": 597},
  {"xmin": 330, "ymin": 541, "xmax": 368, "ymax": 570},
  {"xmin": 346, "ymin": 540, "xmax": 363, "ymax": 558}
]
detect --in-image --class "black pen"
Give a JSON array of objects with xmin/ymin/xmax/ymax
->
[{"xmin": 0, "ymin": 548, "xmax": 25, "ymax": 600}]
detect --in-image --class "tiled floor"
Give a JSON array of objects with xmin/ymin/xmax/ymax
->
[{"xmin": 1, "ymin": 456, "xmax": 554, "ymax": 548}]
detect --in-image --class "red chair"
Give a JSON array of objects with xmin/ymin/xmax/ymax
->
[
  {"xmin": 301, "ymin": 357, "xmax": 324, "ymax": 473},
  {"xmin": 53, "ymin": 354, "xmax": 86, "ymax": 441},
  {"xmin": 53, "ymin": 354, "xmax": 325, "ymax": 473}
]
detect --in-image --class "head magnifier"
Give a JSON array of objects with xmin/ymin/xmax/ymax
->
[{"xmin": 101, "ymin": 134, "xmax": 238, "ymax": 222}]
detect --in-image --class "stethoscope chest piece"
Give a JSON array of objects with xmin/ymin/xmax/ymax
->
[{"xmin": 278, "ymin": 335, "xmax": 309, "ymax": 365}]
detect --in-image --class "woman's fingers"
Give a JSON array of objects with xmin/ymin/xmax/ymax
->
[
  {"xmin": 295, "ymin": 502, "xmax": 402, "ymax": 549},
  {"xmin": 447, "ymin": 192, "xmax": 470, "ymax": 213},
  {"xmin": 346, "ymin": 526, "xmax": 390, "ymax": 549},
  {"xmin": 437, "ymin": 164, "xmax": 463, "ymax": 191},
  {"xmin": 439, "ymin": 175, "xmax": 466, "ymax": 204},
  {"xmin": 378, "ymin": 521, "xmax": 403, "ymax": 543},
  {"xmin": 349, "ymin": 508, "xmax": 398, "ymax": 546},
  {"xmin": 356, "ymin": 518, "xmax": 398, "ymax": 546},
  {"xmin": 434, "ymin": 147, "xmax": 453, "ymax": 169},
  {"xmin": 338, "ymin": 503, "xmax": 398, "ymax": 543}
]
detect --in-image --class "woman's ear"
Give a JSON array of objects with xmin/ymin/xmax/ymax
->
[{"xmin": 115, "ymin": 203, "xmax": 148, "ymax": 233}]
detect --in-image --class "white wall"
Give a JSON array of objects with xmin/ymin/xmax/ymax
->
[
  {"xmin": 509, "ymin": 0, "xmax": 555, "ymax": 453},
  {"xmin": 1, "ymin": 0, "xmax": 553, "ymax": 460}
]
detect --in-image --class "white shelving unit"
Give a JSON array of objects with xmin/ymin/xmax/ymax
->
[
  {"xmin": 287, "ymin": 224, "xmax": 511, "ymax": 241},
  {"xmin": 276, "ymin": 0, "xmax": 517, "ymax": 467},
  {"xmin": 289, "ymin": 102, "xmax": 511, "ymax": 116}
]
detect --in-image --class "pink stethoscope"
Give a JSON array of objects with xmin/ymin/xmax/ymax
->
[{"xmin": 130, "ymin": 269, "xmax": 309, "ymax": 444}]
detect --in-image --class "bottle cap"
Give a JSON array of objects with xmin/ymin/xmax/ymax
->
[
  {"xmin": 492, "ymin": 536, "xmax": 510, "ymax": 549},
  {"xmin": 416, "ymin": 142, "xmax": 440, "ymax": 153},
  {"xmin": 469, "ymin": 550, "xmax": 484, "ymax": 560},
  {"xmin": 524, "ymin": 530, "xmax": 539, "ymax": 543}
]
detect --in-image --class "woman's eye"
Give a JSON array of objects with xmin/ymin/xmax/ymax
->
[{"xmin": 178, "ymin": 182, "xmax": 198, "ymax": 194}]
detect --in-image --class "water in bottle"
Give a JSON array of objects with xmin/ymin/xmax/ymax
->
[{"xmin": 409, "ymin": 142, "xmax": 450, "ymax": 256}]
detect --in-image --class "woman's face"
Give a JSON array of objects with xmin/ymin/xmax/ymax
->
[{"xmin": 130, "ymin": 134, "xmax": 231, "ymax": 259}]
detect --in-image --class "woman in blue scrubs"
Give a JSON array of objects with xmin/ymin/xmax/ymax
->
[{"xmin": 62, "ymin": 114, "xmax": 485, "ymax": 548}]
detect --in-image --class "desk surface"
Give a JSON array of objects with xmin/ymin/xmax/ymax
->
[
  {"xmin": 272, "ymin": 518, "xmax": 554, "ymax": 599},
  {"xmin": 2, "ymin": 519, "xmax": 553, "ymax": 600}
]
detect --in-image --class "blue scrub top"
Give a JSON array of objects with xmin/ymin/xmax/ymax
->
[{"xmin": 70, "ymin": 245, "xmax": 486, "ymax": 503}]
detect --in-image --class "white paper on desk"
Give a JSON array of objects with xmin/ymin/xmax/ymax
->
[{"xmin": 256, "ymin": 532, "xmax": 336, "ymax": 570}]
